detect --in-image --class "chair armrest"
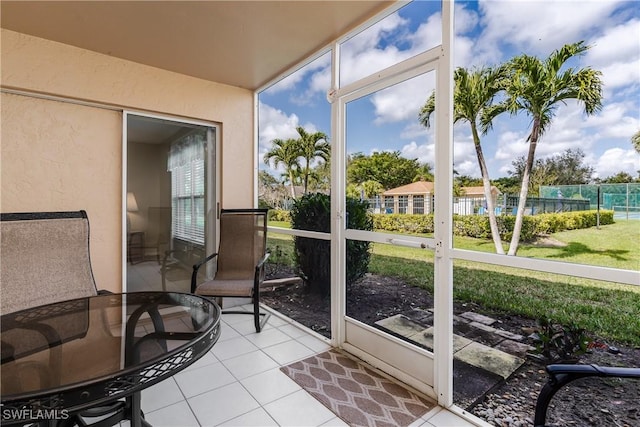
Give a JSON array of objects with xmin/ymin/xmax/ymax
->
[
  {"xmin": 545, "ymin": 364, "xmax": 640, "ymax": 379},
  {"xmin": 253, "ymin": 252, "xmax": 271, "ymax": 293},
  {"xmin": 190, "ymin": 253, "xmax": 219, "ymax": 293},
  {"xmin": 255, "ymin": 252, "xmax": 271, "ymax": 271}
]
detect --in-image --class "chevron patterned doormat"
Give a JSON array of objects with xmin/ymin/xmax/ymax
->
[{"xmin": 281, "ymin": 349, "xmax": 436, "ymax": 427}]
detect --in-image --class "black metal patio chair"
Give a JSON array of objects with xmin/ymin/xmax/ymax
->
[{"xmin": 534, "ymin": 363, "xmax": 640, "ymax": 427}]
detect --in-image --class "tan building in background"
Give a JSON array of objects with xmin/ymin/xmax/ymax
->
[{"xmin": 381, "ymin": 181, "xmax": 502, "ymax": 215}]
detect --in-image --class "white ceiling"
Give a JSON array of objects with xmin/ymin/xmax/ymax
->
[{"xmin": 1, "ymin": 0, "xmax": 395, "ymax": 91}]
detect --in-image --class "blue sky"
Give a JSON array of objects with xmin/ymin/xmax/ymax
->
[{"xmin": 259, "ymin": 0, "xmax": 640, "ymax": 182}]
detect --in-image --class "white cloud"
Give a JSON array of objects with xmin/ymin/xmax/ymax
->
[
  {"xmin": 584, "ymin": 102, "xmax": 640, "ymax": 138},
  {"xmin": 340, "ymin": 12, "xmax": 414, "ymax": 86},
  {"xmin": 495, "ymin": 130, "xmax": 528, "ymax": 160},
  {"xmin": 406, "ymin": 12, "xmax": 442, "ymax": 53},
  {"xmin": 595, "ymin": 147, "xmax": 640, "ymax": 178},
  {"xmin": 401, "ymin": 121, "xmax": 432, "ymax": 140},
  {"xmin": 599, "ymin": 59, "xmax": 640, "ymax": 93},
  {"xmin": 370, "ymin": 71, "xmax": 435, "ymax": 124},
  {"xmin": 455, "ymin": 3, "xmax": 479, "ymax": 34},
  {"xmin": 453, "ymin": 136, "xmax": 480, "ymax": 176},
  {"xmin": 453, "ymin": 4, "xmax": 499, "ymax": 67},
  {"xmin": 258, "ymin": 102, "xmax": 300, "ymax": 154},
  {"xmin": 263, "ymin": 52, "xmax": 331, "ymax": 96},
  {"xmin": 454, "ymin": 35, "xmax": 478, "ymax": 68},
  {"xmin": 401, "ymin": 141, "xmax": 434, "ymax": 165},
  {"xmin": 586, "ymin": 18, "xmax": 640, "ymax": 66},
  {"xmin": 455, "ymin": 159, "xmax": 479, "ymax": 176},
  {"xmin": 263, "ymin": 70, "xmax": 306, "ymax": 95},
  {"xmin": 477, "ymin": 0, "xmax": 622, "ymax": 55}
]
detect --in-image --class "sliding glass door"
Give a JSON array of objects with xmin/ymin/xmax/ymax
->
[{"xmin": 125, "ymin": 113, "xmax": 218, "ymax": 293}]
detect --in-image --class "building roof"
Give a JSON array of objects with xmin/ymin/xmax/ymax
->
[
  {"xmin": 462, "ymin": 186, "xmax": 502, "ymax": 196},
  {"xmin": 383, "ymin": 181, "xmax": 434, "ymax": 196},
  {"xmin": 383, "ymin": 182, "xmax": 502, "ymax": 196}
]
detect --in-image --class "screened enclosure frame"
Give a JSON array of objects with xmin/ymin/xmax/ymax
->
[{"xmin": 255, "ymin": 0, "xmax": 638, "ymax": 421}]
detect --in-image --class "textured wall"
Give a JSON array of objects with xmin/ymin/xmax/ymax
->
[{"xmin": 1, "ymin": 29, "xmax": 254, "ymax": 292}]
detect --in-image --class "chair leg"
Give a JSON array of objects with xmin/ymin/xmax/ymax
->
[
  {"xmin": 160, "ymin": 270, "xmax": 167, "ymax": 292},
  {"xmin": 254, "ymin": 297, "xmax": 261, "ymax": 332},
  {"xmin": 220, "ymin": 304, "xmax": 270, "ymax": 333},
  {"xmin": 251, "ymin": 299, "xmax": 267, "ymax": 333}
]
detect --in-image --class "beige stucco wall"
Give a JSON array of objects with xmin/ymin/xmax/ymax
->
[{"xmin": 1, "ymin": 29, "xmax": 254, "ymax": 292}]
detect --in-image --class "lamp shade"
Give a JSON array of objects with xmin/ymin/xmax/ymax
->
[{"xmin": 126, "ymin": 192, "xmax": 139, "ymax": 212}]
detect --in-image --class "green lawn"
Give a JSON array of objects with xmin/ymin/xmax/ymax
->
[
  {"xmin": 267, "ymin": 220, "xmax": 640, "ymax": 345},
  {"xmin": 454, "ymin": 220, "xmax": 640, "ymax": 270}
]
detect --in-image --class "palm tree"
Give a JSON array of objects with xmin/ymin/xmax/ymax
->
[
  {"xmin": 294, "ymin": 126, "xmax": 329, "ymax": 194},
  {"xmin": 413, "ymin": 163, "xmax": 434, "ymax": 182},
  {"xmin": 632, "ymin": 130, "xmax": 640, "ymax": 153},
  {"xmin": 497, "ymin": 41, "xmax": 603, "ymax": 255},
  {"xmin": 263, "ymin": 138, "xmax": 301, "ymax": 198},
  {"xmin": 419, "ymin": 66, "xmax": 507, "ymax": 254}
]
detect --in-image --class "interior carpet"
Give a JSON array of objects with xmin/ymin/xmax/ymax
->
[{"xmin": 281, "ymin": 349, "xmax": 436, "ymax": 427}]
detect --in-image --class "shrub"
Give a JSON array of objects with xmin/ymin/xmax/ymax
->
[
  {"xmin": 346, "ymin": 197, "xmax": 373, "ymax": 286},
  {"xmin": 371, "ymin": 210, "xmax": 614, "ymax": 241},
  {"xmin": 290, "ymin": 193, "xmax": 331, "ymax": 295},
  {"xmin": 291, "ymin": 193, "xmax": 372, "ymax": 296},
  {"xmin": 268, "ymin": 209, "xmax": 291, "ymax": 222},
  {"xmin": 531, "ymin": 318, "xmax": 589, "ymax": 364}
]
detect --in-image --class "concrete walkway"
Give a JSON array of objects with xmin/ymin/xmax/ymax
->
[{"xmin": 375, "ymin": 309, "xmax": 534, "ymax": 408}]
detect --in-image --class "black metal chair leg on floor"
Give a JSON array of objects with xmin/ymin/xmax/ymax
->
[{"xmin": 128, "ymin": 392, "xmax": 151, "ymax": 427}]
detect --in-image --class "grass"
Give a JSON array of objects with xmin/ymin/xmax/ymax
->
[
  {"xmin": 267, "ymin": 221, "xmax": 640, "ymax": 345},
  {"xmin": 454, "ymin": 220, "xmax": 640, "ymax": 270}
]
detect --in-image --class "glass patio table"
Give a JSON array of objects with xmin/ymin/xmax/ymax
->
[{"xmin": 1, "ymin": 292, "xmax": 221, "ymax": 427}]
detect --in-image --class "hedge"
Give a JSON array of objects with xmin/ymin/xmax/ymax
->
[
  {"xmin": 372, "ymin": 210, "xmax": 614, "ymax": 241},
  {"xmin": 270, "ymin": 209, "xmax": 614, "ymax": 241}
]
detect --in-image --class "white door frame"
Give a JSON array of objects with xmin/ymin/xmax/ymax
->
[{"xmin": 329, "ymin": 31, "xmax": 453, "ymax": 397}]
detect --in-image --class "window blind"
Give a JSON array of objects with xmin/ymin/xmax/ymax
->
[{"xmin": 168, "ymin": 132, "xmax": 206, "ymax": 245}]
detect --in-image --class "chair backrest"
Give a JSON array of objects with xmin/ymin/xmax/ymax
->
[
  {"xmin": 215, "ymin": 209, "xmax": 268, "ymax": 280},
  {"xmin": 0, "ymin": 211, "xmax": 98, "ymax": 314}
]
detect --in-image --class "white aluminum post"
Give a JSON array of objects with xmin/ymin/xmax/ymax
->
[
  {"xmin": 330, "ymin": 42, "xmax": 346, "ymax": 347},
  {"xmin": 433, "ymin": 0, "xmax": 455, "ymax": 408}
]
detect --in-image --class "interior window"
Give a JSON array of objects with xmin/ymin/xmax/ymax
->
[{"xmin": 168, "ymin": 131, "xmax": 206, "ymax": 246}]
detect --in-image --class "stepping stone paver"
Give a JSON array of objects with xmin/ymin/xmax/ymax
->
[
  {"xmin": 495, "ymin": 339, "xmax": 535, "ymax": 358},
  {"xmin": 374, "ymin": 314, "xmax": 427, "ymax": 336},
  {"xmin": 375, "ymin": 310, "xmax": 529, "ymax": 408},
  {"xmin": 403, "ymin": 308, "xmax": 434, "ymax": 325},
  {"xmin": 407, "ymin": 327, "xmax": 472, "ymax": 353},
  {"xmin": 494, "ymin": 329, "xmax": 526, "ymax": 342},
  {"xmin": 455, "ymin": 341, "xmax": 525, "ymax": 379},
  {"xmin": 460, "ymin": 312, "xmax": 497, "ymax": 325},
  {"xmin": 454, "ymin": 322, "xmax": 504, "ymax": 346}
]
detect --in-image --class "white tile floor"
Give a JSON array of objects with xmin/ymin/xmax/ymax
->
[
  {"xmin": 135, "ymin": 306, "xmax": 478, "ymax": 427},
  {"xmin": 126, "ymin": 261, "xmax": 479, "ymax": 426}
]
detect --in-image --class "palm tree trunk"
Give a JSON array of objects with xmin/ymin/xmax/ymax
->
[
  {"xmin": 508, "ymin": 120, "xmax": 540, "ymax": 256},
  {"xmin": 472, "ymin": 124, "xmax": 504, "ymax": 254},
  {"xmin": 303, "ymin": 169, "xmax": 309, "ymax": 195},
  {"xmin": 289, "ymin": 171, "xmax": 297, "ymax": 198}
]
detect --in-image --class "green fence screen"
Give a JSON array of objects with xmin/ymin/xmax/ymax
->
[{"xmin": 540, "ymin": 183, "xmax": 640, "ymax": 218}]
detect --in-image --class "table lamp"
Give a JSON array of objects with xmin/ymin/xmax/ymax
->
[{"xmin": 126, "ymin": 192, "xmax": 139, "ymax": 233}]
